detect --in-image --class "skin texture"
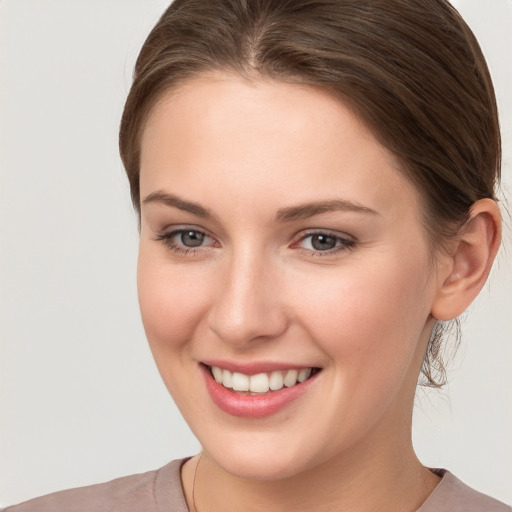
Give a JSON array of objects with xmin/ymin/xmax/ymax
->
[{"xmin": 137, "ymin": 74, "xmax": 501, "ymax": 512}]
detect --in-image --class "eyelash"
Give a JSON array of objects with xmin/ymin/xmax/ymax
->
[
  {"xmin": 153, "ymin": 229, "xmax": 216, "ymax": 256},
  {"xmin": 293, "ymin": 230, "xmax": 356, "ymax": 257},
  {"xmin": 153, "ymin": 228, "xmax": 356, "ymax": 257}
]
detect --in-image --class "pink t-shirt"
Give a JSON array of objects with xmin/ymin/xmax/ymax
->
[{"xmin": 3, "ymin": 459, "xmax": 510, "ymax": 511}]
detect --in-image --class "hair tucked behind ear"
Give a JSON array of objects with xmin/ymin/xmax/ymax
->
[{"xmin": 119, "ymin": 0, "xmax": 501, "ymax": 387}]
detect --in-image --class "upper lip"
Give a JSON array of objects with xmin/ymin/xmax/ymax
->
[{"xmin": 201, "ymin": 359, "xmax": 319, "ymax": 375}]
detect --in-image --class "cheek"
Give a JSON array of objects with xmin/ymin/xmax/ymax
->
[
  {"xmin": 286, "ymin": 256, "xmax": 434, "ymax": 444},
  {"xmin": 136, "ymin": 247, "xmax": 217, "ymax": 420},
  {"xmin": 136, "ymin": 247, "xmax": 210, "ymax": 358},
  {"xmin": 291, "ymin": 255, "xmax": 432, "ymax": 377}
]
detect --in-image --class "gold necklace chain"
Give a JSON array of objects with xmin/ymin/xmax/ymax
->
[{"xmin": 191, "ymin": 452, "xmax": 202, "ymax": 512}]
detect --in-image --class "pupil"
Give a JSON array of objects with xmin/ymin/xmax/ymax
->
[
  {"xmin": 181, "ymin": 231, "xmax": 204, "ymax": 247},
  {"xmin": 312, "ymin": 234, "xmax": 336, "ymax": 251}
]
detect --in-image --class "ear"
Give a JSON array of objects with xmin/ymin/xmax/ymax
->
[{"xmin": 431, "ymin": 198, "xmax": 502, "ymax": 321}]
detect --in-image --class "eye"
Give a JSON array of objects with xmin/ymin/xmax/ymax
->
[
  {"xmin": 302, "ymin": 233, "xmax": 337, "ymax": 251},
  {"xmin": 177, "ymin": 230, "xmax": 208, "ymax": 247},
  {"xmin": 296, "ymin": 231, "xmax": 355, "ymax": 255},
  {"xmin": 154, "ymin": 228, "xmax": 217, "ymax": 254}
]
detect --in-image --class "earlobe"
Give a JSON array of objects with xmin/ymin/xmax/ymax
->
[{"xmin": 431, "ymin": 198, "xmax": 502, "ymax": 321}]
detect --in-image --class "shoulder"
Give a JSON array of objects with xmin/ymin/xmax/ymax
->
[
  {"xmin": 419, "ymin": 469, "xmax": 511, "ymax": 512},
  {"xmin": 2, "ymin": 459, "xmax": 189, "ymax": 512}
]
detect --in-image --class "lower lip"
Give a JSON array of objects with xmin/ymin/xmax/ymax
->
[{"xmin": 201, "ymin": 365, "xmax": 318, "ymax": 419}]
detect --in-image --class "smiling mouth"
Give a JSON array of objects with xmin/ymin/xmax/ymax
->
[{"xmin": 207, "ymin": 365, "xmax": 320, "ymax": 395}]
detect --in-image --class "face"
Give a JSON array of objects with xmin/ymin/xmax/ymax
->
[{"xmin": 138, "ymin": 74, "xmax": 440, "ymax": 480}]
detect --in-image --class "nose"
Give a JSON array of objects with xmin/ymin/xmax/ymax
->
[{"xmin": 207, "ymin": 247, "xmax": 289, "ymax": 347}]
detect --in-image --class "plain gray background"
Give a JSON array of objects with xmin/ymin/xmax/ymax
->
[{"xmin": 1, "ymin": 0, "xmax": 511, "ymax": 507}]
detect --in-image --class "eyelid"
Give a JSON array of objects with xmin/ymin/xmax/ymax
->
[
  {"xmin": 157, "ymin": 224, "xmax": 216, "ymax": 240},
  {"xmin": 291, "ymin": 229, "xmax": 357, "ymax": 255},
  {"xmin": 153, "ymin": 225, "xmax": 219, "ymax": 254}
]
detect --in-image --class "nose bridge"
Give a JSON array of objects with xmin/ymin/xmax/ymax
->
[{"xmin": 208, "ymin": 243, "xmax": 287, "ymax": 346}]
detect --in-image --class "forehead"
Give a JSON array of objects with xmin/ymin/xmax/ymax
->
[
  {"xmin": 139, "ymin": 73, "xmax": 420, "ymax": 221},
  {"xmin": 142, "ymin": 73, "xmax": 376, "ymax": 161}
]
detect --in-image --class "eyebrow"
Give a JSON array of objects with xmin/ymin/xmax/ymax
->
[
  {"xmin": 275, "ymin": 199, "xmax": 379, "ymax": 222},
  {"xmin": 142, "ymin": 190, "xmax": 214, "ymax": 219},
  {"xmin": 142, "ymin": 191, "xmax": 379, "ymax": 221}
]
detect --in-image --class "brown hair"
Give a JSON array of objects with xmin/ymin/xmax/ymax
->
[{"xmin": 119, "ymin": 0, "xmax": 501, "ymax": 387}]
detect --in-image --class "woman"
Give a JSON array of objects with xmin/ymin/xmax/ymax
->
[{"xmin": 4, "ymin": 0, "xmax": 510, "ymax": 510}]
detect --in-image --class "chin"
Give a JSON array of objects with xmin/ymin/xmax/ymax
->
[
  {"xmin": 215, "ymin": 454, "xmax": 304, "ymax": 482},
  {"xmin": 202, "ymin": 434, "xmax": 324, "ymax": 482}
]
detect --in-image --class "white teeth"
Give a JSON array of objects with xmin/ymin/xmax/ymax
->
[
  {"xmin": 249, "ymin": 373, "xmax": 270, "ymax": 393},
  {"xmin": 298, "ymin": 368, "xmax": 312, "ymax": 383},
  {"xmin": 210, "ymin": 366, "xmax": 315, "ymax": 393},
  {"xmin": 269, "ymin": 371, "xmax": 284, "ymax": 391},
  {"xmin": 232, "ymin": 372, "xmax": 250, "ymax": 391},
  {"xmin": 222, "ymin": 369, "xmax": 233, "ymax": 388},
  {"xmin": 212, "ymin": 366, "xmax": 223, "ymax": 383},
  {"xmin": 283, "ymin": 369, "xmax": 298, "ymax": 387}
]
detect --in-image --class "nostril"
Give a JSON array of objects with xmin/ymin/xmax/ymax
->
[{"xmin": 208, "ymin": 309, "xmax": 289, "ymax": 347}]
